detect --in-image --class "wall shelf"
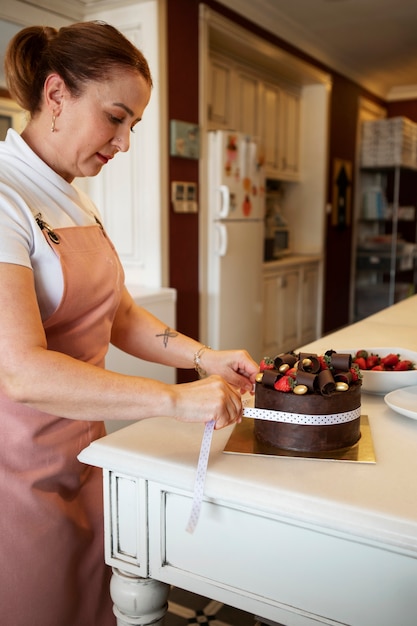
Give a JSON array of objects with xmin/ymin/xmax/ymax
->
[{"xmin": 354, "ymin": 165, "xmax": 417, "ymax": 321}]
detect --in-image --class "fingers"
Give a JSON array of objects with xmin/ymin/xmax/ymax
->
[
  {"xmin": 210, "ymin": 349, "xmax": 259, "ymax": 392},
  {"xmin": 200, "ymin": 375, "xmax": 242, "ymax": 429},
  {"xmin": 173, "ymin": 375, "xmax": 243, "ymax": 429},
  {"xmin": 213, "ymin": 382, "xmax": 243, "ymax": 430}
]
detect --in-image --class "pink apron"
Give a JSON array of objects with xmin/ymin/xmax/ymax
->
[{"xmin": 0, "ymin": 221, "xmax": 124, "ymax": 626}]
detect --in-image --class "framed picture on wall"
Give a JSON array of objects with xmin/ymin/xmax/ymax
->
[
  {"xmin": 0, "ymin": 98, "xmax": 26, "ymax": 136},
  {"xmin": 0, "ymin": 114, "xmax": 13, "ymax": 140}
]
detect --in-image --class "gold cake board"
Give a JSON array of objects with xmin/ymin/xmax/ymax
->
[{"xmin": 224, "ymin": 415, "xmax": 375, "ymax": 463}]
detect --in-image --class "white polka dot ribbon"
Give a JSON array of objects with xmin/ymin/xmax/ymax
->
[
  {"xmin": 186, "ymin": 403, "xmax": 361, "ymax": 532},
  {"xmin": 186, "ymin": 419, "xmax": 215, "ymax": 534},
  {"xmin": 242, "ymin": 406, "xmax": 361, "ymax": 425}
]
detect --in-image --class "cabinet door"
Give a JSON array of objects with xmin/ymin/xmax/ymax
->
[
  {"xmin": 260, "ymin": 83, "xmax": 280, "ymax": 173},
  {"xmin": 277, "ymin": 268, "xmax": 300, "ymax": 352},
  {"xmin": 262, "ymin": 275, "xmax": 281, "ymax": 358},
  {"xmin": 208, "ymin": 57, "xmax": 233, "ymax": 129},
  {"xmin": 300, "ymin": 263, "xmax": 319, "ymax": 345},
  {"xmin": 259, "ymin": 84, "xmax": 300, "ymax": 180},
  {"xmin": 280, "ymin": 89, "xmax": 300, "ymax": 178},
  {"xmin": 262, "ymin": 268, "xmax": 300, "ymax": 357},
  {"xmin": 235, "ymin": 71, "xmax": 259, "ymax": 136}
]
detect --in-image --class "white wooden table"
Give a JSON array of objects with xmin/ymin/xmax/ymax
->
[{"xmin": 79, "ymin": 295, "xmax": 417, "ymax": 626}]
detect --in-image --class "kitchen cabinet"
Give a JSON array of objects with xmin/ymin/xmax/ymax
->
[
  {"xmin": 234, "ymin": 69, "xmax": 259, "ymax": 137},
  {"xmin": 259, "ymin": 82, "xmax": 301, "ymax": 180},
  {"xmin": 263, "ymin": 266, "xmax": 299, "ymax": 357},
  {"xmin": 207, "ymin": 56, "xmax": 233, "ymax": 130},
  {"xmin": 208, "ymin": 55, "xmax": 260, "ymax": 136},
  {"xmin": 279, "ymin": 88, "xmax": 301, "ymax": 179},
  {"xmin": 262, "ymin": 258, "xmax": 320, "ymax": 357},
  {"xmin": 300, "ymin": 262, "xmax": 320, "ymax": 345},
  {"xmin": 259, "ymin": 82, "xmax": 280, "ymax": 173},
  {"xmin": 207, "ymin": 54, "xmax": 300, "ymax": 180}
]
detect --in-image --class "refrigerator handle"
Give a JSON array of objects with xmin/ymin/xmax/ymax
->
[
  {"xmin": 216, "ymin": 222, "xmax": 228, "ymax": 257},
  {"xmin": 218, "ymin": 185, "xmax": 230, "ymax": 218}
]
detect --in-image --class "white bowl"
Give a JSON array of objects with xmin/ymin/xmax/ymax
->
[{"xmin": 342, "ymin": 347, "xmax": 417, "ymax": 395}]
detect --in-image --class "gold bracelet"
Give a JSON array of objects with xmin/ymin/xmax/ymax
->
[{"xmin": 193, "ymin": 345, "xmax": 211, "ymax": 378}]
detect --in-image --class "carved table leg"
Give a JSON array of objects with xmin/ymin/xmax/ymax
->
[{"xmin": 110, "ymin": 567, "xmax": 170, "ymax": 626}]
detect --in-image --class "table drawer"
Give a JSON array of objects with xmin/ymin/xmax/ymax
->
[{"xmin": 148, "ymin": 484, "xmax": 417, "ymax": 626}]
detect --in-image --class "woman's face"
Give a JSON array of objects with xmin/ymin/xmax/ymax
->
[{"xmin": 51, "ymin": 68, "xmax": 151, "ymax": 182}]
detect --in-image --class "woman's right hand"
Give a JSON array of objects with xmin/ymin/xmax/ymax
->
[{"xmin": 171, "ymin": 375, "xmax": 243, "ymax": 430}]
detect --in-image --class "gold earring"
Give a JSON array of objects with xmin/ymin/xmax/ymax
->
[{"xmin": 51, "ymin": 114, "xmax": 56, "ymax": 133}]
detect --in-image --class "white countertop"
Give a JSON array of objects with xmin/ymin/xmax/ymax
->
[
  {"xmin": 80, "ymin": 294, "xmax": 417, "ymax": 554},
  {"xmin": 263, "ymin": 253, "xmax": 322, "ymax": 270}
]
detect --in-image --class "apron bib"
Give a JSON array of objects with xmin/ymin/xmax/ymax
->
[{"xmin": 0, "ymin": 222, "xmax": 124, "ymax": 626}]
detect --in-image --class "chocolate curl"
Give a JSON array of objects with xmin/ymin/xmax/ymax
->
[
  {"xmin": 330, "ymin": 353, "xmax": 352, "ymax": 371},
  {"xmin": 261, "ymin": 369, "xmax": 280, "ymax": 388},
  {"xmin": 318, "ymin": 369, "xmax": 336, "ymax": 395},
  {"xmin": 295, "ymin": 370, "xmax": 317, "ymax": 392},
  {"xmin": 334, "ymin": 370, "xmax": 353, "ymax": 385},
  {"xmin": 298, "ymin": 353, "xmax": 320, "ymax": 374},
  {"xmin": 273, "ymin": 353, "xmax": 297, "ymax": 369}
]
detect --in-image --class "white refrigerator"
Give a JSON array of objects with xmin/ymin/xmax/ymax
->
[{"xmin": 205, "ymin": 130, "xmax": 265, "ymax": 362}]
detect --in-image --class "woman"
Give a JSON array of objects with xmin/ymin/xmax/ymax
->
[{"xmin": 0, "ymin": 21, "xmax": 258, "ymax": 626}]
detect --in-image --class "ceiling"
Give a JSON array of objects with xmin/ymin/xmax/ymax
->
[
  {"xmin": 220, "ymin": 0, "xmax": 417, "ymax": 100},
  {"xmin": 1, "ymin": 0, "xmax": 417, "ymax": 100}
]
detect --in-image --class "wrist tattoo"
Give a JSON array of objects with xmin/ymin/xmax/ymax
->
[{"xmin": 156, "ymin": 327, "xmax": 178, "ymax": 348}]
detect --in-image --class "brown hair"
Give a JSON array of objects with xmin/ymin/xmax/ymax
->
[{"xmin": 4, "ymin": 21, "xmax": 153, "ymax": 115}]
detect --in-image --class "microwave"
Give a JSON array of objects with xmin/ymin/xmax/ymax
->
[{"xmin": 264, "ymin": 227, "xmax": 291, "ymax": 261}]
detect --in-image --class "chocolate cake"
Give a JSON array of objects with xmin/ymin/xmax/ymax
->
[{"xmin": 253, "ymin": 350, "xmax": 362, "ymax": 452}]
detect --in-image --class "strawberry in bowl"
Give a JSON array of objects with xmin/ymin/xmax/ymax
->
[{"xmin": 344, "ymin": 348, "xmax": 417, "ymax": 394}]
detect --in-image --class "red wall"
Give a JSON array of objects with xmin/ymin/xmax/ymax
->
[
  {"xmin": 387, "ymin": 100, "xmax": 417, "ymax": 122},
  {"xmin": 167, "ymin": 0, "xmax": 200, "ymax": 382},
  {"xmin": 323, "ymin": 74, "xmax": 364, "ymax": 332}
]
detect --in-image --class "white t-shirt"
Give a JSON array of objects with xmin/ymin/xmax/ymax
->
[{"xmin": 0, "ymin": 129, "xmax": 103, "ymax": 320}]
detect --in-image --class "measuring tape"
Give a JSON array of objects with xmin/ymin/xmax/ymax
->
[{"xmin": 186, "ymin": 400, "xmax": 360, "ymax": 533}]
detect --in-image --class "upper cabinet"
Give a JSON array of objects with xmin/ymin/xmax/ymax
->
[
  {"xmin": 235, "ymin": 68, "xmax": 259, "ymax": 137},
  {"xmin": 260, "ymin": 82, "xmax": 280, "ymax": 172},
  {"xmin": 208, "ymin": 56, "xmax": 233, "ymax": 129},
  {"xmin": 259, "ymin": 81, "xmax": 301, "ymax": 180},
  {"xmin": 207, "ymin": 53, "xmax": 301, "ymax": 181},
  {"xmin": 279, "ymin": 88, "xmax": 301, "ymax": 179},
  {"xmin": 208, "ymin": 55, "xmax": 260, "ymax": 135}
]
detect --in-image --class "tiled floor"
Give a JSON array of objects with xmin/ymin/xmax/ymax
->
[{"xmin": 164, "ymin": 587, "xmax": 263, "ymax": 626}]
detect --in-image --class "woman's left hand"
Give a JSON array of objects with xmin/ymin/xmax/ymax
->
[{"xmin": 198, "ymin": 348, "xmax": 259, "ymax": 394}]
